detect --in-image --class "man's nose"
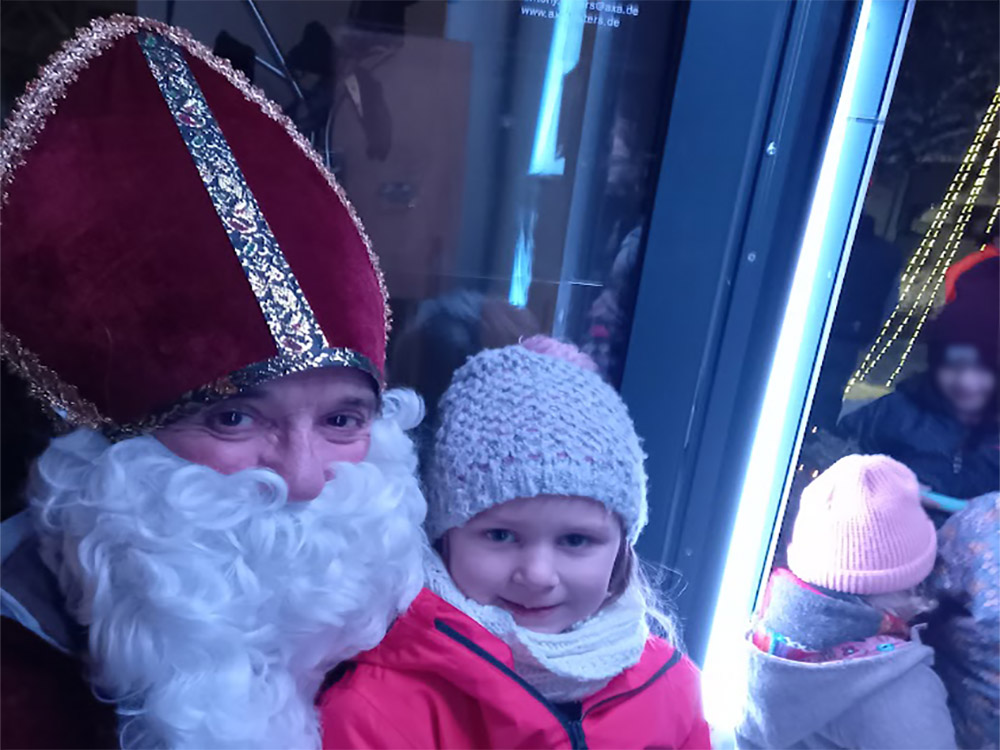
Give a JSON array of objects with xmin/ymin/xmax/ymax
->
[{"xmin": 262, "ymin": 428, "xmax": 330, "ymax": 502}]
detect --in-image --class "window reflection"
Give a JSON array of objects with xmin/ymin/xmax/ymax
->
[
  {"xmin": 770, "ymin": 7, "xmax": 999, "ymax": 745},
  {"xmin": 770, "ymin": 0, "xmax": 999, "ymax": 576},
  {"xmin": 786, "ymin": 0, "xmax": 999, "ymax": 525},
  {"xmin": 136, "ymin": 0, "xmax": 684, "ymax": 407},
  {"xmin": 0, "ymin": 0, "xmax": 684, "ymax": 516}
]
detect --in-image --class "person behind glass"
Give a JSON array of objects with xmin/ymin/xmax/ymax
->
[
  {"xmin": 583, "ymin": 112, "xmax": 646, "ymax": 383},
  {"xmin": 924, "ymin": 492, "xmax": 1000, "ymax": 750},
  {"xmin": 810, "ymin": 214, "xmax": 901, "ymax": 430},
  {"xmin": 737, "ymin": 455, "xmax": 955, "ymax": 749},
  {"xmin": 0, "ymin": 18, "xmax": 426, "ymax": 750},
  {"xmin": 838, "ymin": 256, "xmax": 999, "ymax": 515},
  {"xmin": 388, "ymin": 290, "xmax": 541, "ymax": 461},
  {"xmin": 319, "ymin": 337, "xmax": 711, "ymax": 749}
]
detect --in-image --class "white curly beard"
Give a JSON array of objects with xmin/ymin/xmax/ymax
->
[{"xmin": 29, "ymin": 391, "xmax": 428, "ymax": 750}]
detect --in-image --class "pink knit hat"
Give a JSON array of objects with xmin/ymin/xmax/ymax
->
[{"xmin": 787, "ymin": 455, "xmax": 937, "ymax": 595}]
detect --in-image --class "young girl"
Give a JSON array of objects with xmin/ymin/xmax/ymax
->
[
  {"xmin": 320, "ymin": 337, "xmax": 711, "ymax": 749},
  {"xmin": 737, "ymin": 454, "xmax": 956, "ymax": 749}
]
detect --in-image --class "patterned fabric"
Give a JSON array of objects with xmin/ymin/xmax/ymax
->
[
  {"xmin": 425, "ymin": 339, "xmax": 647, "ymax": 542},
  {"xmin": 751, "ymin": 568, "xmax": 911, "ymax": 664},
  {"xmin": 753, "ymin": 627, "xmax": 910, "ymax": 664},
  {"xmin": 927, "ymin": 492, "xmax": 1000, "ymax": 749}
]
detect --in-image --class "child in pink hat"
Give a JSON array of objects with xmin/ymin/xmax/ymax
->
[{"xmin": 737, "ymin": 455, "xmax": 956, "ymax": 749}]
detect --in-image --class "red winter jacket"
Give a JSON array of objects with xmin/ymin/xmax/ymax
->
[{"xmin": 319, "ymin": 589, "xmax": 711, "ymax": 749}]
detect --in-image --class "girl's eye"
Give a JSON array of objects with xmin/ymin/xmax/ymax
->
[
  {"xmin": 327, "ymin": 413, "xmax": 362, "ymax": 429},
  {"xmin": 561, "ymin": 533, "xmax": 593, "ymax": 548},
  {"xmin": 484, "ymin": 529, "xmax": 514, "ymax": 543},
  {"xmin": 210, "ymin": 410, "xmax": 253, "ymax": 429}
]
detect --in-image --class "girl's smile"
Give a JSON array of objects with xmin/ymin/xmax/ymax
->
[{"xmin": 446, "ymin": 495, "xmax": 623, "ymax": 633}]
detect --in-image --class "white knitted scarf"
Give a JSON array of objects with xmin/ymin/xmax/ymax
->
[{"xmin": 425, "ymin": 551, "xmax": 649, "ymax": 702}]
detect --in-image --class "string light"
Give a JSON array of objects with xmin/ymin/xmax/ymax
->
[
  {"xmin": 848, "ymin": 87, "xmax": 1000, "ymax": 388},
  {"xmin": 850, "ymin": 89, "xmax": 999, "ymax": 387},
  {"xmin": 981, "ymin": 201, "xmax": 1000, "ymax": 251},
  {"xmin": 852, "ymin": 91, "xmax": 999, "ymax": 386},
  {"xmin": 886, "ymin": 133, "xmax": 998, "ymax": 385},
  {"xmin": 845, "ymin": 86, "xmax": 1000, "ymax": 395}
]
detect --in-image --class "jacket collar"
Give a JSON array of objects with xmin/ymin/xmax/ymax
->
[
  {"xmin": 1, "ymin": 510, "xmax": 83, "ymax": 654},
  {"xmin": 358, "ymin": 588, "xmax": 679, "ymax": 711}
]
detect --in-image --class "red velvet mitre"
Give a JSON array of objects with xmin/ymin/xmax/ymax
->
[{"xmin": 1, "ymin": 16, "xmax": 388, "ymax": 437}]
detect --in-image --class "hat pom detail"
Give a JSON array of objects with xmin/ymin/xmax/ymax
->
[{"xmin": 520, "ymin": 336, "xmax": 599, "ymax": 373}]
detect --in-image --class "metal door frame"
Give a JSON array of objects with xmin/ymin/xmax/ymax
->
[{"xmin": 620, "ymin": 0, "xmax": 911, "ymax": 665}]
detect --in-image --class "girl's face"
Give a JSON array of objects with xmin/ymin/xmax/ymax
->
[
  {"xmin": 446, "ymin": 495, "xmax": 623, "ymax": 633},
  {"xmin": 934, "ymin": 359, "xmax": 996, "ymax": 419}
]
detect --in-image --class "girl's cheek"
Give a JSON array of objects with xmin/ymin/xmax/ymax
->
[{"xmin": 450, "ymin": 546, "xmax": 506, "ymax": 599}]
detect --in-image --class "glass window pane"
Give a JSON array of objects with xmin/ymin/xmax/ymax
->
[{"xmin": 775, "ymin": 0, "xmax": 999, "ymax": 567}]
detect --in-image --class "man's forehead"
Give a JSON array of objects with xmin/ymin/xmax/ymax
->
[{"xmin": 230, "ymin": 368, "xmax": 378, "ymax": 406}]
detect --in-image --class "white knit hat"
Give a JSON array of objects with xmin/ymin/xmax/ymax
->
[{"xmin": 425, "ymin": 337, "xmax": 648, "ymax": 542}]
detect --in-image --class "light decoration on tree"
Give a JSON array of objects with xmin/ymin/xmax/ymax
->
[
  {"xmin": 846, "ymin": 85, "xmax": 1000, "ymax": 394},
  {"xmin": 980, "ymin": 201, "xmax": 1000, "ymax": 252}
]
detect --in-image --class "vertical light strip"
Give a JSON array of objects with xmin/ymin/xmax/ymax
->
[
  {"xmin": 513, "ymin": 0, "xmax": 586, "ymax": 306},
  {"xmin": 509, "ymin": 209, "xmax": 537, "ymax": 307},
  {"xmin": 702, "ymin": 0, "xmax": 872, "ymax": 733},
  {"xmin": 529, "ymin": 0, "xmax": 586, "ymax": 176}
]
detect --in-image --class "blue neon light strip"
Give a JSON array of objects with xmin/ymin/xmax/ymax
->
[
  {"xmin": 529, "ymin": 0, "xmax": 586, "ymax": 176},
  {"xmin": 701, "ymin": 0, "xmax": 914, "ymax": 731}
]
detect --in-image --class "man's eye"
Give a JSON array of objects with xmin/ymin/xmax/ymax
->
[
  {"xmin": 327, "ymin": 414, "xmax": 362, "ymax": 429},
  {"xmin": 561, "ymin": 533, "xmax": 593, "ymax": 548},
  {"xmin": 485, "ymin": 529, "xmax": 514, "ymax": 543},
  {"xmin": 210, "ymin": 410, "xmax": 253, "ymax": 429}
]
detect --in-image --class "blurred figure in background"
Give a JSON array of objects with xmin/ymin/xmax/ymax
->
[
  {"xmin": 584, "ymin": 224, "xmax": 643, "ymax": 382},
  {"xmin": 389, "ymin": 291, "xmax": 540, "ymax": 457},
  {"xmin": 838, "ymin": 256, "xmax": 999, "ymax": 513},
  {"xmin": 925, "ymin": 492, "xmax": 1000, "ymax": 750},
  {"xmin": 811, "ymin": 215, "xmax": 901, "ymax": 431},
  {"xmin": 738, "ymin": 455, "xmax": 954, "ymax": 750},
  {"xmin": 583, "ymin": 112, "xmax": 648, "ymax": 384}
]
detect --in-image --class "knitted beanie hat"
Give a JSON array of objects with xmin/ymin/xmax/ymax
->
[
  {"xmin": 927, "ymin": 255, "xmax": 999, "ymax": 373},
  {"xmin": 787, "ymin": 454, "xmax": 937, "ymax": 595},
  {"xmin": 425, "ymin": 336, "xmax": 647, "ymax": 542}
]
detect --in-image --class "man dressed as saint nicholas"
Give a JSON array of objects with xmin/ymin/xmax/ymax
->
[{"xmin": 0, "ymin": 16, "xmax": 427, "ymax": 749}]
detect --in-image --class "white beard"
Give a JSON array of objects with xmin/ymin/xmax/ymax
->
[{"xmin": 29, "ymin": 390, "xmax": 428, "ymax": 750}]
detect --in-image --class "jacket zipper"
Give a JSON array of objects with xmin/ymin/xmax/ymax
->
[
  {"xmin": 582, "ymin": 648, "xmax": 681, "ymax": 718},
  {"xmin": 435, "ymin": 619, "xmax": 684, "ymax": 747},
  {"xmin": 435, "ymin": 619, "xmax": 590, "ymax": 749},
  {"xmin": 566, "ymin": 715, "xmax": 587, "ymax": 748}
]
